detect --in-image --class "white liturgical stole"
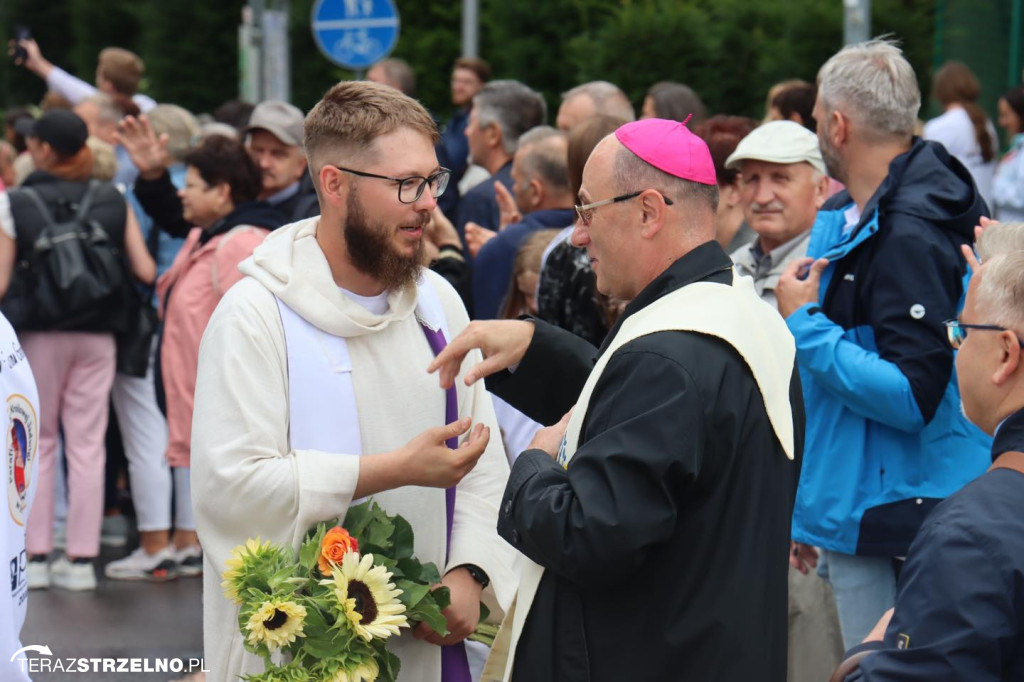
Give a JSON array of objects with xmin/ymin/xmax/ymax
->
[{"xmin": 276, "ymin": 277, "xmax": 450, "ymax": 455}]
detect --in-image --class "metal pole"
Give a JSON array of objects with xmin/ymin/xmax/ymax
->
[
  {"xmin": 1010, "ymin": 0, "xmax": 1023, "ymax": 88},
  {"xmin": 462, "ymin": 0, "xmax": 479, "ymax": 58},
  {"xmin": 251, "ymin": 0, "xmax": 266, "ymax": 101},
  {"xmin": 843, "ymin": 0, "xmax": 871, "ymax": 46}
]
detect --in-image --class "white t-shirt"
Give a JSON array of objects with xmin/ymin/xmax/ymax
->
[
  {"xmin": 924, "ymin": 107, "xmax": 997, "ymax": 207},
  {"xmin": 338, "ymin": 287, "xmax": 390, "ymax": 315},
  {"xmin": 0, "ymin": 314, "xmax": 39, "ymax": 682}
]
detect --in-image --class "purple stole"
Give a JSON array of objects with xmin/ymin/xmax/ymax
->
[{"xmin": 421, "ymin": 325, "xmax": 472, "ymax": 682}]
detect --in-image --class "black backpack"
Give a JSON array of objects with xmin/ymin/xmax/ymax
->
[{"xmin": 2, "ymin": 179, "xmax": 132, "ymax": 333}]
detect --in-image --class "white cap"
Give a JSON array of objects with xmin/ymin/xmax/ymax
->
[{"xmin": 724, "ymin": 120, "xmax": 826, "ymax": 175}]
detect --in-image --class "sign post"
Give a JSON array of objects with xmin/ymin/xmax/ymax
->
[{"xmin": 311, "ymin": 0, "xmax": 400, "ymax": 71}]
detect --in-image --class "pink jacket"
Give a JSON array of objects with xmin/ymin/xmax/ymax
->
[{"xmin": 157, "ymin": 225, "xmax": 268, "ymax": 467}]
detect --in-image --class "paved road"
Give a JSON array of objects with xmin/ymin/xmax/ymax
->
[{"xmin": 19, "ymin": 546, "xmax": 204, "ymax": 682}]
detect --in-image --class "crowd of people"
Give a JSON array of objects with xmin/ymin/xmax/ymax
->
[{"xmin": 1, "ymin": 30, "xmax": 1023, "ymax": 682}]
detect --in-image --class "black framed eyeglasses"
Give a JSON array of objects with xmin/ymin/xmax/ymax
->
[
  {"xmin": 944, "ymin": 320, "xmax": 1024, "ymax": 350},
  {"xmin": 333, "ymin": 165, "xmax": 451, "ymax": 204},
  {"xmin": 574, "ymin": 190, "xmax": 674, "ymax": 226}
]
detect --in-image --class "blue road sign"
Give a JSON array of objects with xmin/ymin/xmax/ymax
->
[{"xmin": 311, "ymin": 0, "xmax": 400, "ymax": 71}]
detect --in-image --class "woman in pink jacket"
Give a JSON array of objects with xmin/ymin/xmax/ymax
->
[{"xmin": 111, "ymin": 136, "xmax": 282, "ymax": 580}]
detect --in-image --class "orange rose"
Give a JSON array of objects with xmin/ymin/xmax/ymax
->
[{"xmin": 318, "ymin": 526, "xmax": 359, "ymax": 575}]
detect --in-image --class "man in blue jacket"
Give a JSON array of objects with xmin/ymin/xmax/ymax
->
[
  {"xmin": 776, "ymin": 38, "xmax": 991, "ymax": 648},
  {"xmin": 472, "ymin": 127, "xmax": 575, "ymax": 319},
  {"xmin": 836, "ymin": 220, "xmax": 1024, "ymax": 681}
]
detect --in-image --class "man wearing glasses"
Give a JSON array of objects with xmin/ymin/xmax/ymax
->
[
  {"xmin": 429, "ymin": 118, "xmax": 803, "ymax": 681},
  {"xmin": 834, "ymin": 221, "xmax": 1024, "ymax": 680},
  {"xmin": 190, "ymin": 81, "xmax": 518, "ymax": 682}
]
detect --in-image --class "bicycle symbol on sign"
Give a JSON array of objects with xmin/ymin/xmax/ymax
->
[{"xmin": 334, "ymin": 29, "xmax": 381, "ymax": 59}]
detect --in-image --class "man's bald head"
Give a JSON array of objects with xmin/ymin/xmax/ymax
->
[{"xmin": 557, "ymin": 81, "xmax": 636, "ymax": 131}]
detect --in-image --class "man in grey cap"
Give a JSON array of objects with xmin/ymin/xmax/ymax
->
[
  {"xmin": 727, "ymin": 120, "xmax": 831, "ymax": 309},
  {"xmin": 245, "ymin": 100, "xmax": 319, "ymax": 221},
  {"xmin": 728, "ymin": 121, "xmax": 844, "ymax": 682}
]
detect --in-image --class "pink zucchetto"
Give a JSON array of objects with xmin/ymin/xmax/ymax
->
[{"xmin": 614, "ymin": 116, "xmax": 717, "ymax": 186}]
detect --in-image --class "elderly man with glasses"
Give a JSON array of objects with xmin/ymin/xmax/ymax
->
[
  {"xmin": 832, "ymin": 220, "xmax": 1024, "ymax": 681},
  {"xmin": 428, "ymin": 118, "xmax": 804, "ymax": 681},
  {"xmin": 190, "ymin": 81, "xmax": 519, "ymax": 682}
]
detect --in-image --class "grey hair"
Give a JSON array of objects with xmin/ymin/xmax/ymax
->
[
  {"xmin": 976, "ymin": 250, "xmax": 1024, "ymax": 330},
  {"xmin": 562, "ymin": 81, "xmax": 636, "ymax": 122},
  {"xmin": 474, "ymin": 80, "xmax": 548, "ymax": 156},
  {"xmin": 976, "ymin": 221, "xmax": 1024, "ymax": 262},
  {"xmin": 81, "ymin": 93, "xmax": 124, "ymax": 125},
  {"xmin": 146, "ymin": 104, "xmax": 200, "ymax": 163},
  {"xmin": 613, "ymin": 142, "xmax": 718, "ymax": 216},
  {"xmin": 817, "ymin": 38, "xmax": 920, "ymax": 141},
  {"xmin": 516, "ymin": 126, "xmax": 569, "ymax": 194},
  {"xmin": 371, "ymin": 58, "xmax": 416, "ymax": 97}
]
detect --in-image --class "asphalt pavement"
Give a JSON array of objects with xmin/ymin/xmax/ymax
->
[{"xmin": 19, "ymin": 545, "xmax": 204, "ymax": 682}]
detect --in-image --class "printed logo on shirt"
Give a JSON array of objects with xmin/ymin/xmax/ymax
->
[
  {"xmin": 909, "ymin": 304, "xmax": 926, "ymax": 320},
  {"xmin": 896, "ymin": 633, "xmax": 910, "ymax": 650},
  {"xmin": 7, "ymin": 394, "xmax": 38, "ymax": 527},
  {"xmin": 9, "ymin": 549, "xmax": 26, "ymax": 605}
]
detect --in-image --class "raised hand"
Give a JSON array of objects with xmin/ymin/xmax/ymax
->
[
  {"xmin": 426, "ymin": 320, "xmax": 535, "ymax": 389},
  {"xmin": 494, "ymin": 181, "xmax": 522, "ymax": 230},
  {"xmin": 465, "ymin": 221, "xmax": 496, "ymax": 257},
  {"xmin": 113, "ymin": 115, "xmax": 168, "ymax": 180}
]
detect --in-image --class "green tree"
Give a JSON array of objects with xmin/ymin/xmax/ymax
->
[{"xmin": 136, "ymin": 0, "xmax": 246, "ymax": 113}]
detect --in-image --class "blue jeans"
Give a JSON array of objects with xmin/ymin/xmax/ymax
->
[{"xmin": 818, "ymin": 549, "xmax": 898, "ymax": 649}]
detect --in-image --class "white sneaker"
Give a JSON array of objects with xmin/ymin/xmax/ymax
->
[
  {"xmin": 105, "ymin": 546, "xmax": 179, "ymax": 582},
  {"xmin": 27, "ymin": 560, "xmax": 49, "ymax": 590},
  {"xmin": 174, "ymin": 545, "xmax": 203, "ymax": 577},
  {"xmin": 50, "ymin": 557, "xmax": 97, "ymax": 591}
]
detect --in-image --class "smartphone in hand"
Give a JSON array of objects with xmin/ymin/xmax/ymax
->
[{"xmin": 11, "ymin": 26, "xmax": 30, "ymax": 65}]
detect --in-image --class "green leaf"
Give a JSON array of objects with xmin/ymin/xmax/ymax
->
[
  {"xmin": 298, "ymin": 526, "xmax": 324, "ymax": 572},
  {"xmin": 391, "ymin": 515, "xmax": 414, "ymax": 559},
  {"xmin": 365, "ymin": 516, "xmax": 395, "ymax": 548},
  {"xmin": 407, "ymin": 601, "xmax": 450, "ymax": 637},
  {"xmin": 479, "ymin": 601, "xmax": 490, "ymax": 624},
  {"xmin": 395, "ymin": 581, "xmax": 431, "ymax": 608},
  {"xmin": 431, "ymin": 585, "xmax": 452, "ymax": 611},
  {"xmin": 418, "ymin": 562, "xmax": 442, "ymax": 585}
]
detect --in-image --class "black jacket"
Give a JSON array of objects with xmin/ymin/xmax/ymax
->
[
  {"xmin": 491, "ymin": 241, "xmax": 804, "ymax": 682},
  {"xmin": 844, "ymin": 408, "xmax": 1024, "ymax": 681},
  {"xmin": 133, "ymin": 171, "xmax": 313, "ymax": 238}
]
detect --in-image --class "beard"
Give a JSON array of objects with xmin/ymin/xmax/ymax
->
[
  {"xmin": 818, "ymin": 126, "xmax": 847, "ymax": 184},
  {"xmin": 344, "ymin": 190, "xmax": 425, "ymax": 291}
]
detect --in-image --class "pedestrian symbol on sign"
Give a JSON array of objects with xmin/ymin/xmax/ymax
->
[{"xmin": 311, "ymin": 0, "xmax": 400, "ymax": 71}]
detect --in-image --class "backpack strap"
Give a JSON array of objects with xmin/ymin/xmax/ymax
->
[
  {"xmin": 74, "ymin": 179, "xmax": 102, "ymax": 221},
  {"xmin": 14, "ymin": 187, "xmax": 59, "ymax": 231}
]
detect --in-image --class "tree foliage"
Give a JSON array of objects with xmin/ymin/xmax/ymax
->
[{"xmin": 1, "ymin": 0, "xmax": 937, "ymax": 122}]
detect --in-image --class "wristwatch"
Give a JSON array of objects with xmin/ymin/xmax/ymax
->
[{"xmin": 457, "ymin": 563, "xmax": 490, "ymax": 589}]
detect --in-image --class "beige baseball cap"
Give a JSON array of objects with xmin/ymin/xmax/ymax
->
[
  {"xmin": 725, "ymin": 120, "xmax": 826, "ymax": 175},
  {"xmin": 245, "ymin": 100, "xmax": 305, "ymax": 147}
]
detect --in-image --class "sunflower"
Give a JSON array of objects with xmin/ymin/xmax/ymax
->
[
  {"xmin": 245, "ymin": 599, "xmax": 307, "ymax": 651},
  {"xmin": 323, "ymin": 657, "xmax": 379, "ymax": 682},
  {"xmin": 321, "ymin": 552, "xmax": 408, "ymax": 641},
  {"xmin": 222, "ymin": 537, "xmax": 275, "ymax": 604}
]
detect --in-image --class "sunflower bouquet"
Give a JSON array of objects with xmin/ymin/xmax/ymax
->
[{"xmin": 222, "ymin": 501, "xmax": 454, "ymax": 682}]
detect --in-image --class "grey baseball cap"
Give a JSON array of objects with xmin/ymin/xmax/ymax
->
[
  {"xmin": 245, "ymin": 100, "xmax": 305, "ymax": 147},
  {"xmin": 725, "ymin": 120, "xmax": 826, "ymax": 175}
]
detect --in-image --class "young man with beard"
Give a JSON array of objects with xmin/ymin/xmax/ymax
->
[{"xmin": 190, "ymin": 82, "xmax": 518, "ymax": 682}]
